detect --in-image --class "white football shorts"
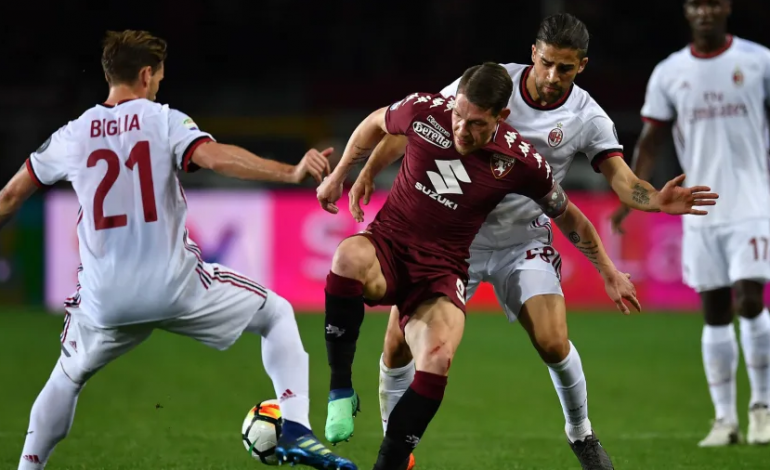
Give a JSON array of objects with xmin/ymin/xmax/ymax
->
[
  {"xmin": 682, "ymin": 219, "xmax": 770, "ymax": 293},
  {"xmin": 57, "ymin": 262, "xmax": 275, "ymax": 384},
  {"xmin": 466, "ymin": 236, "xmax": 563, "ymax": 322}
]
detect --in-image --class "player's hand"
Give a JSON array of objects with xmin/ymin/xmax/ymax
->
[
  {"xmin": 610, "ymin": 205, "xmax": 631, "ymax": 234},
  {"xmin": 657, "ymin": 173, "xmax": 719, "ymax": 216},
  {"xmin": 317, "ymin": 174, "xmax": 344, "ymax": 214},
  {"xmin": 602, "ymin": 269, "xmax": 641, "ymax": 315},
  {"xmin": 293, "ymin": 147, "xmax": 333, "ymax": 184},
  {"xmin": 349, "ymin": 173, "xmax": 375, "ymax": 223}
]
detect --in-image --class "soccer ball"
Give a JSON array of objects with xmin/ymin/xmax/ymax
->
[{"xmin": 242, "ymin": 399, "xmax": 283, "ymax": 465}]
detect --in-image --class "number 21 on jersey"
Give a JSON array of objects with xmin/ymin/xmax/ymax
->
[{"xmin": 87, "ymin": 140, "xmax": 157, "ymax": 230}]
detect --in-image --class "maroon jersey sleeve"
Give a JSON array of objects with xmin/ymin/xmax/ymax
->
[{"xmin": 384, "ymin": 92, "xmax": 444, "ymax": 135}]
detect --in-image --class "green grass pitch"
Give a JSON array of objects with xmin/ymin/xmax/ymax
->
[{"xmin": 0, "ymin": 309, "xmax": 767, "ymax": 469}]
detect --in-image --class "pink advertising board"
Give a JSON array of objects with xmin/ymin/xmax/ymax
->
[{"xmin": 45, "ymin": 189, "xmax": 745, "ymax": 312}]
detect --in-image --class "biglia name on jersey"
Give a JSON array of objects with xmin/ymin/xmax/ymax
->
[{"xmin": 91, "ymin": 114, "xmax": 141, "ymax": 138}]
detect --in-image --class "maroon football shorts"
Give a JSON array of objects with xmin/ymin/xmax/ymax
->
[{"xmin": 350, "ymin": 229, "xmax": 468, "ymax": 332}]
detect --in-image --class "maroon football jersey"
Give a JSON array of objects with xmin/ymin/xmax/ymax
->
[{"xmin": 369, "ymin": 91, "xmax": 555, "ymax": 272}]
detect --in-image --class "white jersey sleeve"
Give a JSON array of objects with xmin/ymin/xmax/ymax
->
[
  {"xmin": 440, "ymin": 77, "xmax": 461, "ymax": 98},
  {"xmin": 581, "ymin": 114, "xmax": 624, "ymax": 172},
  {"xmin": 763, "ymin": 48, "xmax": 770, "ymax": 106},
  {"xmin": 167, "ymin": 108, "xmax": 215, "ymax": 172},
  {"xmin": 641, "ymin": 63, "xmax": 676, "ymax": 123},
  {"xmin": 26, "ymin": 123, "xmax": 77, "ymax": 186}
]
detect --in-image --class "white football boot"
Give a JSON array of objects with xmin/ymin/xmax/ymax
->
[
  {"xmin": 747, "ymin": 404, "xmax": 770, "ymax": 445},
  {"xmin": 698, "ymin": 419, "xmax": 742, "ymax": 447}
]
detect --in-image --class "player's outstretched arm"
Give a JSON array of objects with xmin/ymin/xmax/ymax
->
[
  {"xmin": 609, "ymin": 122, "xmax": 670, "ymax": 233},
  {"xmin": 600, "ymin": 157, "xmax": 718, "ymax": 215},
  {"xmin": 537, "ymin": 183, "xmax": 641, "ymax": 314},
  {"xmin": 191, "ymin": 142, "xmax": 331, "ymax": 184},
  {"xmin": 348, "ymin": 135, "xmax": 408, "ymax": 222},
  {"xmin": 317, "ymin": 107, "xmax": 390, "ymax": 214},
  {"xmin": 0, "ymin": 165, "xmax": 39, "ymax": 231}
]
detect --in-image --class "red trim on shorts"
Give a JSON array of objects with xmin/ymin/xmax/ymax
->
[
  {"xmin": 212, "ymin": 277, "xmax": 267, "ymax": 298},
  {"xmin": 212, "ymin": 268, "xmax": 267, "ymax": 298},
  {"xmin": 60, "ymin": 313, "xmax": 72, "ymax": 344},
  {"xmin": 196, "ymin": 267, "xmax": 211, "ymax": 290}
]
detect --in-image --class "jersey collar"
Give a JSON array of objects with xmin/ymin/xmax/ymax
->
[
  {"xmin": 519, "ymin": 66, "xmax": 573, "ymax": 111},
  {"xmin": 690, "ymin": 35, "xmax": 733, "ymax": 59},
  {"xmin": 99, "ymin": 98, "xmax": 139, "ymax": 108}
]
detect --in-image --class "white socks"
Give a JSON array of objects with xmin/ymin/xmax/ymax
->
[
  {"xmin": 739, "ymin": 308, "xmax": 770, "ymax": 408},
  {"xmin": 547, "ymin": 341, "xmax": 591, "ymax": 442},
  {"xmin": 377, "ymin": 345, "xmax": 593, "ymax": 442},
  {"xmin": 257, "ymin": 295, "xmax": 311, "ymax": 429},
  {"xmin": 702, "ymin": 324, "xmax": 739, "ymax": 424},
  {"xmin": 378, "ymin": 354, "xmax": 415, "ymax": 434},
  {"xmin": 19, "ymin": 363, "xmax": 82, "ymax": 470}
]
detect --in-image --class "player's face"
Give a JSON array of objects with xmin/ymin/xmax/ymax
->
[
  {"xmin": 684, "ymin": 0, "xmax": 731, "ymax": 35},
  {"xmin": 530, "ymin": 42, "xmax": 587, "ymax": 104},
  {"xmin": 452, "ymin": 94, "xmax": 510, "ymax": 155}
]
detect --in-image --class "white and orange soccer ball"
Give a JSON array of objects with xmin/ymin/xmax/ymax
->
[{"xmin": 242, "ymin": 399, "xmax": 283, "ymax": 465}]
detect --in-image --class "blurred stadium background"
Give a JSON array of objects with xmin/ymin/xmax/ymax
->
[{"xmin": 2, "ymin": 1, "xmax": 770, "ymax": 469}]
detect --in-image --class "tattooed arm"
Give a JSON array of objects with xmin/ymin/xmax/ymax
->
[
  {"xmin": 537, "ymin": 183, "xmax": 616, "ymax": 274},
  {"xmin": 599, "ymin": 157, "xmax": 661, "ymax": 212},
  {"xmin": 536, "ymin": 182, "xmax": 641, "ymax": 313},
  {"xmin": 0, "ymin": 164, "xmax": 39, "ymax": 231},
  {"xmin": 328, "ymin": 107, "xmax": 390, "ymax": 182}
]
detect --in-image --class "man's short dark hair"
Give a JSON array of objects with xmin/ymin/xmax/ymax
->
[
  {"xmin": 535, "ymin": 13, "xmax": 590, "ymax": 58},
  {"xmin": 456, "ymin": 62, "xmax": 513, "ymax": 116},
  {"xmin": 102, "ymin": 30, "xmax": 167, "ymax": 86}
]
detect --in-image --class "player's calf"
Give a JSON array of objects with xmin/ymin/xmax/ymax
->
[
  {"xmin": 380, "ymin": 306, "xmax": 416, "ymax": 434},
  {"xmin": 734, "ymin": 281, "xmax": 770, "ymax": 434},
  {"xmin": 19, "ymin": 363, "xmax": 83, "ymax": 470},
  {"xmin": 326, "ymin": 236, "xmax": 384, "ymax": 391},
  {"xmin": 383, "ymin": 306, "xmax": 414, "ymax": 370},
  {"xmin": 373, "ymin": 298, "xmax": 462, "ymax": 470},
  {"xmin": 325, "ymin": 236, "xmax": 385, "ymax": 443}
]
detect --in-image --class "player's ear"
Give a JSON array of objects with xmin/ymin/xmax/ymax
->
[
  {"xmin": 578, "ymin": 57, "xmax": 589, "ymax": 74},
  {"xmin": 139, "ymin": 66, "xmax": 152, "ymax": 87},
  {"xmin": 531, "ymin": 44, "xmax": 537, "ymax": 63},
  {"xmin": 498, "ymin": 108, "xmax": 511, "ymax": 121}
]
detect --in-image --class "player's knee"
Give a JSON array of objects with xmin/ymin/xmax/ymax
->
[
  {"xmin": 55, "ymin": 360, "xmax": 88, "ymax": 390},
  {"xmin": 331, "ymin": 237, "xmax": 375, "ymax": 281},
  {"xmin": 735, "ymin": 291, "xmax": 764, "ymax": 319},
  {"xmin": 270, "ymin": 293, "xmax": 295, "ymax": 321},
  {"xmin": 533, "ymin": 330, "xmax": 570, "ymax": 363},
  {"xmin": 383, "ymin": 326, "xmax": 412, "ymax": 369}
]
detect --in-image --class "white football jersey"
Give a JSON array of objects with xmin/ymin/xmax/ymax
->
[
  {"xmin": 26, "ymin": 98, "xmax": 215, "ymax": 327},
  {"xmin": 441, "ymin": 63, "xmax": 623, "ymax": 249},
  {"xmin": 641, "ymin": 36, "xmax": 770, "ymax": 229}
]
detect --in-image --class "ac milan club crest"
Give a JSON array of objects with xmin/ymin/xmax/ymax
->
[
  {"xmin": 548, "ymin": 123, "xmax": 564, "ymax": 147},
  {"xmin": 490, "ymin": 153, "xmax": 516, "ymax": 179},
  {"xmin": 733, "ymin": 67, "xmax": 744, "ymax": 86}
]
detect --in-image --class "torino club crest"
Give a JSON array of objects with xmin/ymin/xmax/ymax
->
[
  {"xmin": 548, "ymin": 122, "xmax": 564, "ymax": 147},
  {"xmin": 490, "ymin": 153, "xmax": 516, "ymax": 179}
]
